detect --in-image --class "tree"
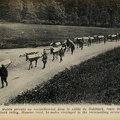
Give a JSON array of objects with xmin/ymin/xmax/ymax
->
[
  {"xmin": 46, "ymin": 0, "xmax": 66, "ymax": 23},
  {"xmin": 8, "ymin": 0, "xmax": 23, "ymax": 22},
  {"xmin": 100, "ymin": 10, "xmax": 110, "ymax": 26},
  {"xmin": 35, "ymin": 2, "xmax": 47, "ymax": 20},
  {"xmin": 0, "ymin": 0, "xmax": 9, "ymax": 20},
  {"xmin": 21, "ymin": 0, "xmax": 37, "ymax": 20},
  {"xmin": 114, "ymin": 11, "xmax": 120, "ymax": 27},
  {"xmin": 0, "ymin": 0, "xmax": 120, "ymax": 27}
]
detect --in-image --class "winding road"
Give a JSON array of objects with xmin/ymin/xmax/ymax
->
[{"xmin": 0, "ymin": 40, "xmax": 120, "ymax": 104}]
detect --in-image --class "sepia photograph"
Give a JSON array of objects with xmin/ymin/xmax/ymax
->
[{"xmin": 0, "ymin": 0, "xmax": 120, "ymax": 119}]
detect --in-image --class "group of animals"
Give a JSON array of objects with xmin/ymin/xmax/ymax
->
[
  {"xmin": 75, "ymin": 33, "xmax": 120, "ymax": 49},
  {"xmin": 23, "ymin": 33, "xmax": 120, "ymax": 70},
  {"xmin": 24, "ymin": 39, "xmax": 75, "ymax": 70}
]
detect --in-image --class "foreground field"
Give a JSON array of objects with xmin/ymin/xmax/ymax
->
[{"xmin": 0, "ymin": 22, "xmax": 120, "ymax": 48}]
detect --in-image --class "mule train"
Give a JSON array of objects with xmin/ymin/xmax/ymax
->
[
  {"xmin": 50, "ymin": 40, "xmax": 75, "ymax": 61},
  {"xmin": 74, "ymin": 34, "xmax": 109, "ymax": 47},
  {"xmin": 74, "ymin": 33, "xmax": 120, "ymax": 48},
  {"xmin": 107, "ymin": 34, "xmax": 120, "ymax": 42},
  {"xmin": 74, "ymin": 36, "xmax": 94, "ymax": 49},
  {"xmin": 20, "ymin": 32, "xmax": 119, "ymax": 70},
  {"xmin": 23, "ymin": 51, "xmax": 48, "ymax": 70}
]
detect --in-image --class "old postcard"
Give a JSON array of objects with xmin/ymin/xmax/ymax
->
[{"xmin": 0, "ymin": 0, "xmax": 120, "ymax": 119}]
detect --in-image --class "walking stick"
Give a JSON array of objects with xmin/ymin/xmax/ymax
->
[{"xmin": 6, "ymin": 62, "xmax": 12, "ymax": 69}]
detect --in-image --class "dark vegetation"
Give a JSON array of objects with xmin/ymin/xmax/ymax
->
[
  {"xmin": 0, "ymin": 0, "xmax": 120, "ymax": 27},
  {"xmin": 0, "ymin": 23, "xmax": 120, "ymax": 49},
  {"xmin": 9, "ymin": 47, "xmax": 120, "ymax": 104}
]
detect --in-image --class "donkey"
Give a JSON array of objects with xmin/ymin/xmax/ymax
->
[
  {"xmin": 25, "ymin": 52, "xmax": 40, "ymax": 70},
  {"xmin": 50, "ymin": 47, "xmax": 59, "ymax": 61},
  {"xmin": 65, "ymin": 39, "xmax": 75, "ymax": 54},
  {"xmin": 75, "ymin": 37, "xmax": 84, "ymax": 50}
]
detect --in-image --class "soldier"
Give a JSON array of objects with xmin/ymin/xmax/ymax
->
[
  {"xmin": 42, "ymin": 49, "xmax": 48, "ymax": 69},
  {"xmin": 59, "ymin": 47, "xmax": 64, "ymax": 63},
  {"xmin": 70, "ymin": 44, "xmax": 75, "ymax": 55},
  {"xmin": 88, "ymin": 36, "xmax": 92, "ymax": 46},
  {"xmin": 104, "ymin": 37, "xmax": 107, "ymax": 44},
  {"xmin": 0, "ymin": 64, "xmax": 8, "ymax": 88}
]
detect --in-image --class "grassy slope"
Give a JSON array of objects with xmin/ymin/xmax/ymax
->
[
  {"xmin": 0, "ymin": 23, "xmax": 120, "ymax": 48},
  {"xmin": 10, "ymin": 47, "xmax": 120, "ymax": 104}
]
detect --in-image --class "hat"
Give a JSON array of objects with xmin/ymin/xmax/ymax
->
[{"xmin": 1, "ymin": 64, "xmax": 4, "ymax": 67}]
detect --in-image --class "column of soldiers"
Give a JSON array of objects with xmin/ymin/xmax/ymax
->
[{"xmin": 1, "ymin": 34, "xmax": 113, "ymax": 89}]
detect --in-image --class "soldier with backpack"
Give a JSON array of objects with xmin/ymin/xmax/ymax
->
[
  {"xmin": 0, "ymin": 64, "xmax": 8, "ymax": 88},
  {"xmin": 42, "ymin": 49, "xmax": 48, "ymax": 69}
]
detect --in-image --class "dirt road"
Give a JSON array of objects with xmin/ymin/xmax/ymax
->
[{"xmin": 0, "ymin": 41, "xmax": 120, "ymax": 104}]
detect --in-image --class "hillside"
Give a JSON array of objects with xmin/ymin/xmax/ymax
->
[{"xmin": 0, "ymin": 0, "xmax": 120, "ymax": 27}]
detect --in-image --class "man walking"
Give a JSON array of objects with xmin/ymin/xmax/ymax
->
[
  {"xmin": 70, "ymin": 44, "xmax": 75, "ymax": 55},
  {"xmin": 59, "ymin": 47, "xmax": 64, "ymax": 63},
  {"xmin": 42, "ymin": 49, "xmax": 48, "ymax": 69},
  {"xmin": 0, "ymin": 64, "xmax": 8, "ymax": 88},
  {"xmin": 88, "ymin": 37, "xmax": 92, "ymax": 47}
]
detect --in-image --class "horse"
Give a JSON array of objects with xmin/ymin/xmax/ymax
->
[
  {"xmin": 107, "ymin": 34, "xmax": 117, "ymax": 42},
  {"xmin": 65, "ymin": 39, "xmax": 75, "ymax": 54},
  {"xmin": 97, "ymin": 35, "xmax": 105, "ymax": 43},
  {"xmin": 88, "ymin": 37, "xmax": 94, "ymax": 46},
  {"xmin": 74, "ymin": 37, "xmax": 83, "ymax": 50},
  {"xmin": 50, "ymin": 47, "xmax": 59, "ymax": 61},
  {"xmin": 51, "ymin": 45, "xmax": 66, "ymax": 61},
  {"xmin": 111, "ymin": 34, "xmax": 118, "ymax": 41},
  {"xmin": 93, "ymin": 35, "xmax": 98, "ymax": 43},
  {"xmin": 25, "ymin": 52, "xmax": 40, "ymax": 70},
  {"xmin": 50, "ymin": 42, "xmax": 62, "ymax": 61},
  {"xmin": 82, "ymin": 37, "xmax": 89, "ymax": 46}
]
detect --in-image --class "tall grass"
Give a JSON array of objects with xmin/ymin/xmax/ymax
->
[{"xmin": 0, "ymin": 23, "xmax": 120, "ymax": 48}]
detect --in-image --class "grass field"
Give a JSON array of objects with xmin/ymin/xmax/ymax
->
[
  {"xmin": 9, "ymin": 47, "xmax": 120, "ymax": 104},
  {"xmin": 0, "ymin": 22, "xmax": 120, "ymax": 48}
]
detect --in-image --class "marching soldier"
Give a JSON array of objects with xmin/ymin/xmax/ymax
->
[
  {"xmin": 42, "ymin": 49, "xmax": 48, "ymax": 69},
  {"xmin": 0, "ymin": 64, "xmax": 8, "ymax": 88},
  {"xmin": 88, "ymin": 36, "xmax": 92, "ymax": 46}
]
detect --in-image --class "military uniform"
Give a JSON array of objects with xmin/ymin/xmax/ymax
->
[
  {"xmin": 59, "ymin": 48, "xmax": 64, "ymax": 62},
  {"xmin": 70, "ymin": 44, "xmax": 75, "ymax": 54},
  {"xmin": 42, "ymin": 50, "xmax": 48, "ymax": 69},
  {"xmin": 0, "ymin": 65, "xmax": 8, "ymax": 88}
]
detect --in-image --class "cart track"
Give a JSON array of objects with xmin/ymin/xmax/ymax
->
[{"xmin": 0, "ymin": 41, "xmax": 120, "ymax": 104}]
